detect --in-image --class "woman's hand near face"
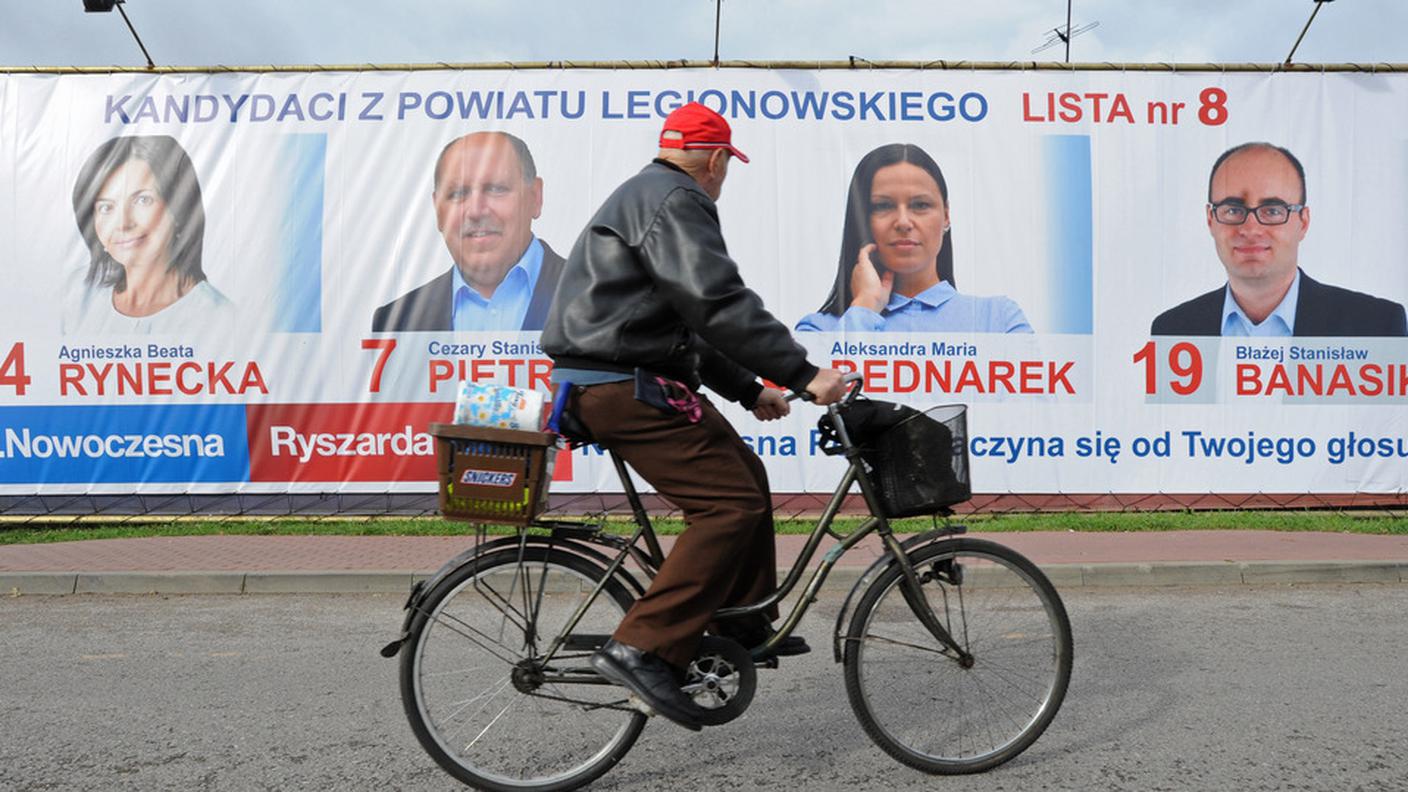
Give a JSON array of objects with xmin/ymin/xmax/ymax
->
[{"xmin": 849, "ymin": 243, "xmax": 893, "ymax": 313}]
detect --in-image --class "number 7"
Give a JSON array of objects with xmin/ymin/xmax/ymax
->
[{"xmin": 361, "ymin": 338, "xmax": 397, "ymax": 393}]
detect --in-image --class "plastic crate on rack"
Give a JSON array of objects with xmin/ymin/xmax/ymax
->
[{"xmin": 429, "ymin": 422, "xmax": 558, "ymax": 525}]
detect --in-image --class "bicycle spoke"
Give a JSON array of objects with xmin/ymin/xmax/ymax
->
[
  {"xmin": 966, "ymin": 632, "xmax": 1058, "ymax": 653},
  {"xmin": 964, "ymin": 668, "xmax": 1030, "ymax": 749},
  {"xmin": 422, "ymin": 609, "xmax": 523, "ymax": 667},
  {"xmin": 861, "ymin": 631, "xmax": 962, "ymax": 658},
  {"xmin": 438, "ymin": 675, "xmax": 514, "ymax": 739},
  {"xmin": 965, "ymin": 657, "xmax": 1054, "ymax": 704},
  {"xmin": 422, "ymin": 663, "xmax": 494, "ymax": 679},
  {"xmin": 402, "ymin": 545, "xmax": 647, "ymax": 789},
  {"xmin": 464, "ymin": 698, "xmax": 518, "ymax": 753},
  {"xmin": 842, "ymin": 541, "xmax": 1071, "ymax": 774}
]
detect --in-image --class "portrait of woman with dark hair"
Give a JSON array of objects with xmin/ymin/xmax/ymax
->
[
  {"xmin": 61, "ymin": 134, "xmax": 234, "ymax": 334},
  {"xmin": 795, "ymin": 143, "xmax": 1031, "ymax": 333}
]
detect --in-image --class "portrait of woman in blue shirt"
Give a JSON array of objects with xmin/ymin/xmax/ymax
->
[{"xmin": 795, "ymin": 143, "xmax": 1032, "ymax": 334}]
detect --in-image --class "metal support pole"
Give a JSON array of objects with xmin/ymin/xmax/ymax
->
[
  {"xmin": 713, "ymin": 0, "xmax": 722, "ymax": 67},
  {"xmin": 1285, "ymin": 0, "xmax": 1333, "ymax": 66},
  {"xmin": 114, "ymin": 1, "xmax": 156, "ymax": 69},
  {"xmin": 1065, "ymin": 0, "xmax": 1073, "ymax": 64}
]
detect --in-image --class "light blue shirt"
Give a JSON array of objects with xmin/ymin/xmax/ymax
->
[
  {"xmin": 795, "ymin": 280, "xmax": 1033, "ymax": 333},
  {"xmin": 549, "ymin": 368, "xmax": 632, "ymax": 386},
  {"xmin": 1221, "ymin": 270, "xmax": 1300, "ymax": 337},
  {"xmin": 451, "ymin": 237, "xmax": 544, "ymax": 332}
]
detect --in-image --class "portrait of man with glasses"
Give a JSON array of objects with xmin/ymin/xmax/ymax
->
[{"xmin": 1151, "ymin": 141, "xmax": 1406, "ymax": 337}]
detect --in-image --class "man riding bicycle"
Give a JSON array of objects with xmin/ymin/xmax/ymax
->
[{"xmin": 542, "ymin": 102, "xmax": 847, "ymax": 731}]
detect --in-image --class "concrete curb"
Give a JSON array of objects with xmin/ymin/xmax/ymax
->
[
  {"xmin": 2, "ymin": 573, "xmax": 78, "ymax": 596},
  {"xmin": 243, "ymin": 571, "xmax": 418, "ymax": 594},
  {"xmin": 3, "ymin": 561, "xmax": 1405, "ymax": 597},
  {"xmin": 1237, "ymin": 560, "xmax": 1407, "ymax": 584},
  {"xmin": 74, "ymin": 572, "xmax": 246, "ymax": 595}
]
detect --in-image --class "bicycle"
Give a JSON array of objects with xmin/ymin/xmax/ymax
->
[{"xmin": 382, "ymin": 375, "xmax": 1073, "ymax": 791}]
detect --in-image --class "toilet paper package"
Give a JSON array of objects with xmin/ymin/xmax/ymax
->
[{"xmin": 453, "ymin": 381, "xmax": 546, "ymax": 431}]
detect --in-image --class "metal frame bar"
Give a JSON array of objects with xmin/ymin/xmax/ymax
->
[{"xmin": 4, "ymin": 60, "xmax": 1405, "ymax": 75}]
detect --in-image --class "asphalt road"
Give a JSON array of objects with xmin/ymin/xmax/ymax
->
[{"xmin": 3, "ymin": 584, "xmax": 1407, "ymax": 791}]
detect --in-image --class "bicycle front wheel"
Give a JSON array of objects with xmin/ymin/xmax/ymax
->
[
  {"xmin": 400, "ymin": 544, "xmax": 646, "ymax": 792},
  {"xmin": 843, "ymin": 537, "xmax": 1072, "ymax": 774}
]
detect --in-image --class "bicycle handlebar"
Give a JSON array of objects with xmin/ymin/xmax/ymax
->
[{"xmin": 783, "ymin": 371, "xmax": 864, "ymax": 405}]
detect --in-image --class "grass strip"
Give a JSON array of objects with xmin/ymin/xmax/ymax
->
[{"xmin": 1, "ymin": 509, "xmax": 1405, "ymax": 545}]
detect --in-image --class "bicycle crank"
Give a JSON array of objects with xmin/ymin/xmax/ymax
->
[{"xmin": 681, "ymin": 636, "xmax": 757, "ymax": 726}]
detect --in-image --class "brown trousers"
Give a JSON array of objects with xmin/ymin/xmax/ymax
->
[{"xmin": 573, "ymin": 380, "xmax": 778, "ymax": 669}]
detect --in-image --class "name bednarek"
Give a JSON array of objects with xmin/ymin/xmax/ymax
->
[
  {"xmin": 267, "ymin": 425, "xmax": 434, "ymax": 464},
  {"xmin": 0, "ymin": 428, "xmax": 224, "ymax": 459},
  {"xmin": 832, "ymin": 358, "xmax": 1076, "ymax": 394}
]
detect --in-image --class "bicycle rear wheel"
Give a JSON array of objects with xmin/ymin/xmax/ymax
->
[
  {"xmin": 843, "ymin": 537, "xmax": 1072, "ymax": 774},
  {"xmin": 400, "ymin": 544, "xmax": 645, "ymax": 791}
]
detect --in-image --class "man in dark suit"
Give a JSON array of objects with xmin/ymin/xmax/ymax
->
[
  {"xmin": 372, "ymin": 132, "xmax": 564, "ymax": 332},
  {"xmin": 1152, "ymin": 142, "xmax": 1407, "ymax": 337}
]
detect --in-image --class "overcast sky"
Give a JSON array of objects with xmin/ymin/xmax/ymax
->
[{"xmin": 3, "ymin": 0, "xmax": 1407, "ymax": 69}]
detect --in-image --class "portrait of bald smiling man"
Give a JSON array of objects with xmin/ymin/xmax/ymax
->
[
  {"xmin": 1152, "ymin": 142, "xmax": 1407, "ymax": 337},
  {"xmin": 372, "ymin": 131, "xmax": 565, "ymax": 332}
]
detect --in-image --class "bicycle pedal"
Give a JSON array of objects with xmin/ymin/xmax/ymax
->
[{"xmin": 754, "ymin": 656, "xmax": 779, "ymax": 670}]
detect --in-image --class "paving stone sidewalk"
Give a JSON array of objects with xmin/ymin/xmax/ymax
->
[{"xmin": 2, "ymin": 530, "xmax": 1407, "ymax": 595}]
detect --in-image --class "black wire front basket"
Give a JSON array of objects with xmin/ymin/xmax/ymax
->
[{"xmin": 817, "ymin": 401, "xmax": 970, "ymax": 518}]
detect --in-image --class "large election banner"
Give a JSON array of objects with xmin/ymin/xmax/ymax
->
[{"xmin": 1, "ymin": 66, "xmax": 1406, "ymax": 500}]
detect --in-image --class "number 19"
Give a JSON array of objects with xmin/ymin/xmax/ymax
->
[{"xmin": 1133, "ymin": 341, "xmax": 1202, "ymax": 395}]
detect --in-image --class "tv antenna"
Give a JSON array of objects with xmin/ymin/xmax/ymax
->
[
  {"xmin": 1032, "ymin": 21, "xmax": 1099, "ymax": 61},
  {"xmin": 1032, "ymin": 0, "xmax": 1098, "ymax": 63}
]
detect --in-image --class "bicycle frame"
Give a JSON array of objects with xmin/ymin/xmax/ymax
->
[
  {"xmin": 394, "ymin": 388, "xmax": 1073, "ymax": 788},
  {"xmin": 715, "ymin": 401, "xmax": 973, "ymax": 665},
  {"xmin": 498, "ymin": 395, "xmax": 974, "ymax": 672}
]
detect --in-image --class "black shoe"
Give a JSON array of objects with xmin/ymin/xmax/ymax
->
[
  {"xmin": 591, "ymin": 639, "xmax": 703, "ymax": 731},
  {"xmin": 713, "ymin": 619, "xmax": 812, "ymax": 660},
  {"xmin": 758, "ymin": 633, "xmax": 811, "ymax": 658}
]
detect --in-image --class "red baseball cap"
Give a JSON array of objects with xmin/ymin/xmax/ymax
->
[{"xmin": 659, "ymin": 102, "xmax": 749, "ymax": 163}]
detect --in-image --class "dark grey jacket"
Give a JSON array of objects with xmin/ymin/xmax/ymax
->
[{"xmin": 542, "ymin": 160, "xmax": 818, "ymax": 406}]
